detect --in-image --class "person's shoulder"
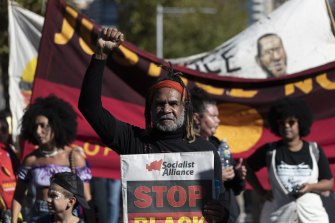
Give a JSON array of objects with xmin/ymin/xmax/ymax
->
[
  {"xmin": 208, "ymin": 136, "xmax": 220, "ymax": 148},
  {"xmin": 65, "ymin": 146, "xmax": 87, "ymax": 167},
  {"xmin": 22, "ymin": 150, "xmax": 40, "ymax": 166},
  {"xmin": 303, "ymin": 140, "xmax": 321, "ymax": 149},
  {"xmin": 261, "ymin": 140, "xmax": 281, "ymax": 151},
  {"xmin": 249, "ymin": 142, "xmax": 275, "ymax": 158},
  {"xmin": 193, "ymin": 137, "xmax": 216, "ymax": 151},
  {"xmin": 193, "ymin": 136, "xmax": 210, "ymax": 144}
]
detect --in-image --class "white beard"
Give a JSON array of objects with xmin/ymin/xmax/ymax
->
[{"xmin": 152, "ymin": 112, "xmax": 185, "ymax": 132}]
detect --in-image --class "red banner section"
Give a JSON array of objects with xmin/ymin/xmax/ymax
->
[
  {"xmin": 29, "ymin": 0, "xmax": 335, "ymax": 183},
  {"xmin": 126, "ymin": 180, "xmax": 210, "ymax": 222}
]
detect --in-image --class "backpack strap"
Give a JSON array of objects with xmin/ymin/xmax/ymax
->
[
  {"xmin": 69, "ymin": 150, "xmax": 76, "ymax": 174},
  {"xmin": 266, "ymin": 142, "xmax": 276, "ymax": 168},
  {"xmin": 309, "ymin": 141, "xmax": 319, "ymax": 162}
]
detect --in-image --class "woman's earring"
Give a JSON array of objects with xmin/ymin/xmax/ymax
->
[{"xmin": 194, "ymin": 123, "xmax": 200, "ymax": 135}]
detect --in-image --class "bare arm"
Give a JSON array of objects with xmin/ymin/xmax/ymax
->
[
  {"xmin": 300, "ymin": 178, "xmax": 334, "ymax": 194},
  {"xmin": 11, "ymin": 179, "xmax": 28, "ymax": 223}
]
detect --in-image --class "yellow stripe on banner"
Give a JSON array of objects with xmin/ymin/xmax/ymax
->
[
  {"xmin": 21, "ymin": 57, "xmax": 38, "ymax": 83},
  {"xmin": 54, "ymin": 6, "xmax": 78, "ymax": 45},
  {"xmin": 79, "ymin": 18, "xmax": 94, "ymax": 55},
  {"xmin": 148, "ymin": 63, "xmax": 161, "ymax": 77},
  {"xmin": 113, "ymin": 45, "xmax": 139, "ymax": 65},
  {"xmin": 195, "ymin": 82, "xmax": 224, "ymax": 95}
]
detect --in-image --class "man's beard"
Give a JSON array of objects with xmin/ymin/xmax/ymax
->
[{"xmin": 152, "ymin": 112, "xmax": 185, "ymax": 132}]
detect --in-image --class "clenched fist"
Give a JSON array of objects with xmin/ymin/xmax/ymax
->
[{"xmin": 95, "ymin": 27, "xmax": 124, "ymax": 59}]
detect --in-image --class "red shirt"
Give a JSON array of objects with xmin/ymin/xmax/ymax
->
[{"xmin": 0, "ymin": 143, "xmax": 17, "ymax": 209}]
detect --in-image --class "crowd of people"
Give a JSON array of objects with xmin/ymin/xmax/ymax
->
[{"xmin": 0, "ymin": 27, "xmax": 333, "ymax": 223}]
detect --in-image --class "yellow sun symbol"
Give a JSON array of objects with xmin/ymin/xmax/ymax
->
[{"xmin": 214, "ymin": 103, "xmax": 264, "ymax": 153}]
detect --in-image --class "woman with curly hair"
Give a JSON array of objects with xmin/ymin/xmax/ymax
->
[
  {"xmin": 11, "ymin": 95, "xmax": 93, "ymax": 223},
  {"xmin": 246, "ymin": 97, "xmax": 333, "ymax": 223}
]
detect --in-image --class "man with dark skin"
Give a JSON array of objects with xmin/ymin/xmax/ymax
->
[
  {"xmin": 255, "ymin": 33, "xmax": 287, "ymax": 78},
  {"xmin": 78, "ymin": 27, "xmax": 229, "ymax": 222}
]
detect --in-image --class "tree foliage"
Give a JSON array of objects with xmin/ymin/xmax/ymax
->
[{"xmin": 115, "ymin": 0, "xmax": 248, "ymax": 58}]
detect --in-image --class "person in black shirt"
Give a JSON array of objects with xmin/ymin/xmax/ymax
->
[
  {"xmin": 246, "ymin": 97, "xmax": 333, "ymax": 223},
  {"xmin": 191, "ymin": 86, "xmax": 246, "ymax": 223},
  {"xmin": 78, "ymin": 27, "xmax": 229, "ymax": 223}
]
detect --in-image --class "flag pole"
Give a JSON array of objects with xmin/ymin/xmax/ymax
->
[{"xmin": 325, "ymin": 0, "xmax": 335, "ymax": 34}]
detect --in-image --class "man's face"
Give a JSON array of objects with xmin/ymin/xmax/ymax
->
[
  {"xmin": 257, "ymin": 35, "xmax": 287, "ymax": 77},
  {"xmin": 151, "ymin": 87, "xmax": 185, "ymax": 132}
]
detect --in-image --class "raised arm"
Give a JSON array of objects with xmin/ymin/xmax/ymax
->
[{"xmin": 78, "ymin": 28, "xmax": 124, "ymax": 146}]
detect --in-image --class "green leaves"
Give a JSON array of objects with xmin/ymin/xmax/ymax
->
[{"xmin": 116, "ymin": 0, "xmax": 248, "ymax": 58}]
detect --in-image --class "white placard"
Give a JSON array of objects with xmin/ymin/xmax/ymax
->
[{"xmin": 121, "ymin": 151, "xmax": 214, "ymax": 223}]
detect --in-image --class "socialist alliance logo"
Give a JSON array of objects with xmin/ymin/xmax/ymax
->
[
  {"xmin": 146, "ymin": 159, "xmax": 195, "ymax": 176},
  {"xmin": 146, "ymin": 159, "xmax": 163, "ymax": 171}
]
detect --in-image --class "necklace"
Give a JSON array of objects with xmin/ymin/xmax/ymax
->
[{"xmin": 39, "ymin": 148, "xmax": 59, "ymax": 157}]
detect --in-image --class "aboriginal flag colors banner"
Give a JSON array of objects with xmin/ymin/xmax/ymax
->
[
  {"xmin": 30, "ymin": 0, "xmax": 335, "ymax": 185},
  {"xmin": 8, "ymin": 1, "xmax": 44, "ymax": 141},
  {"xmin": 121, "ymin": 152, "xmax": 214, "ymax": 223}
]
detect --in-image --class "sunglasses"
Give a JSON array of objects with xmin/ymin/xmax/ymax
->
[{"xmin": 277, "ymin": 118, "xmax": 298, "ymax": 126}]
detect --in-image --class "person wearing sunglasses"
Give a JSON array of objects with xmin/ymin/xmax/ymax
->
[{"xmin": 246, "ymin": 97, "xmax": 333, "ymax": 223}]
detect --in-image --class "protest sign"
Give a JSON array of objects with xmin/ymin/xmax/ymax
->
[{"xmin": 121, "ymin": 151, "xmax": 214, "ymax": 223}]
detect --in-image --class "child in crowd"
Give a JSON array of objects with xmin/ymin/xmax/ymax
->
[{"xmin": 36, "ymin": 172, "xmax": 90, "ymax": 223}]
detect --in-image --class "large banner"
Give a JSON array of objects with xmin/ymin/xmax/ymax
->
[
  {"xmin": 8, "ymin": 1, "xmax": 44, "ymax": 141},
  {"xmin": 171, "ymin": 0, "xmax": 335, "ymax": 79},
  {"xmin": 28, "ymin": 0, "xmax": 335, "ymax": 186},
  {"xmin": 121, "ymin": 152, "xmax": 214, "ymax": 223}
]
